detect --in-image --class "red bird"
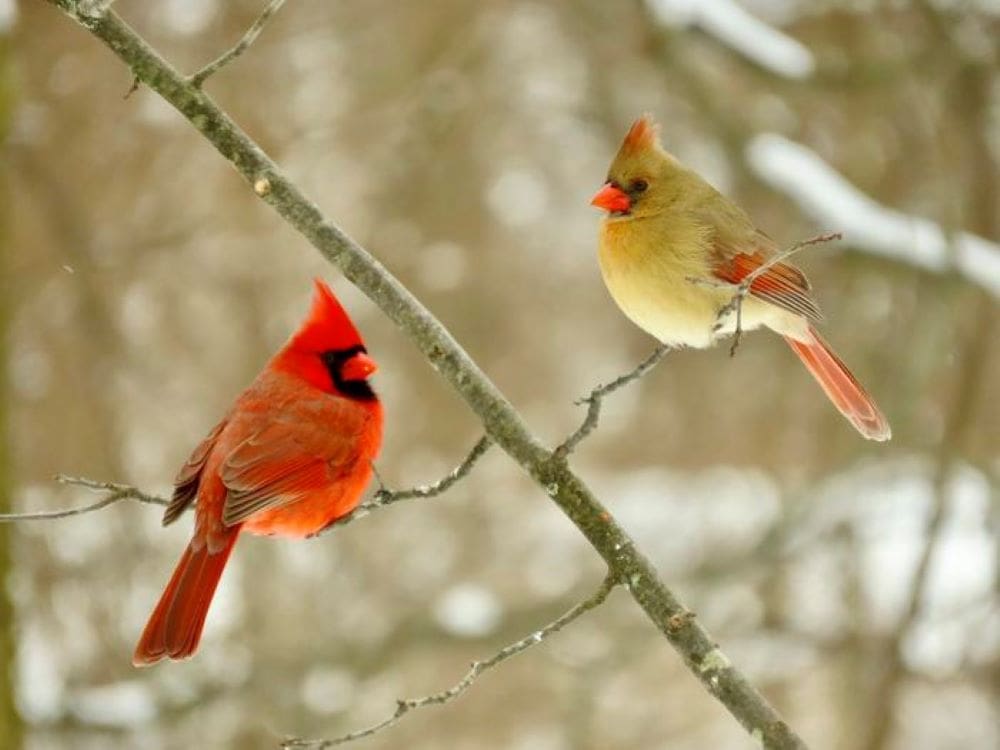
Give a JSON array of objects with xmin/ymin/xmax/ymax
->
[{"xmin": 133, "ymin": 279, "xmax": 383, "ymax": 666}]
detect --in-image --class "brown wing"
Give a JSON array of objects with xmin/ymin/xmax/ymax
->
[
  {"xmin": 219, "ymin": 399, "xmax": 369, "ymax": 527},
  {"xmin": 693, "ymin": 195, "xmax": 823, "ymax": 322},
  {"xmin": 713, "ymin": 250, "xmax": 823, "ymax": 322},
  {"xmin": 163, "ymin": 418, "xmax": 227, "ymax": 526}
]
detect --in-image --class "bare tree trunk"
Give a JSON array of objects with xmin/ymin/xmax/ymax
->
[{"xmin": 0, "ymin": 30, "xmax": 24, "ymax": 750}]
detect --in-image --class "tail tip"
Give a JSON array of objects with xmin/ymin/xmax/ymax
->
[
  {"xmin": 132, "ymin": 644, "xmax": 198, "ymax": 668},
  {"xmin": 132, "ymin": 643, "xmax": 168, "ymax": 668},
  {"xmin": 860, "ymin": 419, "xmax": 892, "ymax": 442},
  {"xmin": 132, "ymin": 654, "xmax": 159, "ymax": 669}
]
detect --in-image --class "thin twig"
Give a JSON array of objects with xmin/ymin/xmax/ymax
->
[
  {"xmin": 20, "ymin": 439, "xmax": 487, "ymax": 530},
  {"xmin": 123, "ymin": 76, "xmax": 140, "ymax": 99},
  {"xmin": 318, "ymin": 436, "xmax": 493, "ymax": 533},
  {"xmin": 554, "ymin": 345, "xmax": 670, "ymax": 460},
  {"xmin": 282, "ymin": 573, "xmax": 619, "ymax": 748},
  {"xmin": 712, "ymin": 232, "xmax": 841, "ymax": 357},
  {"xmin": 188, "ymin": 0, "xmax": 286, "ymax": 89},
  {"xmin": 373, "ymin": 436, "xmax": 492, "ymax": 504},
  {"xmin": 0, "ymin": 476, "xmax": 167, "ymax": 522}
]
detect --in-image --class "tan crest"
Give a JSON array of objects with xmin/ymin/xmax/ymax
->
[{"xmin": 621, "ymin": 113, "xmax": 661, "ymax": 155}]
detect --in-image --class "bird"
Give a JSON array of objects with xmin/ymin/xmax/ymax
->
[
  {"xmin": 590, "ymin": 115, "xmax": 890, "ymax": 441},
  {"xmin": 133, "ymin": 279, "xmax": 384, "ymax": 666}
]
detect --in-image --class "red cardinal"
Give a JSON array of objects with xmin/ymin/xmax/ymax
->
[
  {"xmin": 133, "ymin": 279, "xmax": 383, "ymax": 666},
  {"xmin": 591, "ymin": 115, "xmax": 890, "ymax": 440}
]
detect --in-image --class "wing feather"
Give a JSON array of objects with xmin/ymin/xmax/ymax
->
[
  {"xmin": 219, "ymin": 400, "xmax": 368, "ymax": 527},
  {"xmin": 163, "ymin": 418, "xmax": 227, "ymax": 526},
  {"xmin": 714, "ymin": 251, "xmax": 823, "ymax": 322},
  {"xmin": 694, "ymin": 199, "xmax": 824, "ymax": 323}
]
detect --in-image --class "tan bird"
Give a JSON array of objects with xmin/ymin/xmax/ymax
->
[{"xmin": 591, "ymin": 115, "xmax": 890, "ymax": 441}]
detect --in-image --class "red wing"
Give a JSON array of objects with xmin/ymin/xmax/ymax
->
[
  {"xmin": 713, "ymin": 252, "xmax": 822, "ymax": 322},
  {"xmin": 219, "ymin": 402, "xmax": 368, "ymax": 527},
  {"xmin": 163, "ymin": 418, "xmax": 228, "ymax": 526}
]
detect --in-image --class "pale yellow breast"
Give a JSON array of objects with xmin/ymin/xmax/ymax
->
[{"xmin": 598, "ymin": 217, "xmax": 725, "ymax": 348}]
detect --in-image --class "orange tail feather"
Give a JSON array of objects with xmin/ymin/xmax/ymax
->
[
  {"xmin": 133, "ymin": 530, "xmax": 239, "ymax": 667},
  {"xmin": 783, "ymin": 326, "xmax": 891, "ymax": 441}
]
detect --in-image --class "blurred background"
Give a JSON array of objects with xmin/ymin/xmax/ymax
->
[{"xmin": 3, "ymin": 0, "xmax": 998, "ymax": 748}]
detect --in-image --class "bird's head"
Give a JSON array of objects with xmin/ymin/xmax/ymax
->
[
  {"xmin": 590, "ymin": 114, "xmax": 681, "ymax": 221},
  {"xmin": 281, "ymin": 279, "xmax": 378, "ymax": 400}
]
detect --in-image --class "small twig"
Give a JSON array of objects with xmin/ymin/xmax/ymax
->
[
  {"xmin": 712, "ymin": 232, "xmax": 841, "ymax": 357},
  {"xmin": 318, "ymin": 436, "xmax": 493, "ymax": 534},
  {"xmin": 282, "ymin": 573, "xmax": 619, "ymax": 748},
  {"xmin": 372, "ymin": 436, "xmax": 492, "ymax": 504},
  {"xmin": 554, "ymin": 345, "xmax": 670, "ymax": 460},
  {"xmin": 368, "ymin": 460, "xmax": 389, "ymax": 495},
  {"xmin": 123, "ymin": 76, "xmax": 140, "ymax": 99},
  {"xmin": 188, "ymin": 0, "xmax": 286, "ymax": 89},
  {"xmin": 0, "ymin": 475, "xmax": 167, "ymax": 522}
]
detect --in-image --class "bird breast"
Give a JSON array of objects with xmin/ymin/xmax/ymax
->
[{"xmin": 598, "ymin": 218, "xmax": 727, "ymax": 348}]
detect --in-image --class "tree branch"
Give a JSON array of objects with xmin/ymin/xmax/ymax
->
[
  {"xmin": 282, "ymin": 573, "xmax": 619, "ymax": 748},
  {"xmin": 7, "ymin": 438, "xmax": 489, "ymax": 529},
  {"xmin": 188, "ymin": 0, "xmax": 286, "ymax": 89},
  {"xmin": 43, "ymin": 3, "xmax": 809, "ymax": 747},
  {"xmin": 317, "ymin": 435, "xmax": 492, "ymax": 533},
  {"xmin": 372, "ymin": 435, "xmax": 492, "ymax": 505},
  {"xmin": 554, "ymin": 345, "xmax": 670, "ymax": 460},
  {"xmin": 0, "ymin": 475, "xmax": 166, "ymax": 522}
]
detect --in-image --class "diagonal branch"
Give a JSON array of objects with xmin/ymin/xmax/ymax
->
[
  {"xmin": 0, "ymin": 476, "xmax": 166, "ymax": 522},
  {"xmin": 188, "ymin": 0, "xmax": 286, "ymax": 89},
  {"xmin": 554, "ymin": 345, "xmax": 670, "ymax": 460},
  {"xmin": 282, "ymin": 573, "xmax": 619, "ymax": 748},
  {"xmin": 42, "ymin": 4, "xmax": 810, "ymax": 747}
]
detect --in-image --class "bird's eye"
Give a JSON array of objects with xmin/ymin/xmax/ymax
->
[{"xmin": 631, "ymin": 179, "xmax": 649, "ymax": 193}]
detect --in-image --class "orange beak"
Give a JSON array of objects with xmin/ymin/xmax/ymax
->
[
  {"xmin": 341, "ymin": 351, "xmax": 378, "ymax": 381},
  {"xmin": 590, "ymin": 182, "xmax": 631, "ymax": 213}
]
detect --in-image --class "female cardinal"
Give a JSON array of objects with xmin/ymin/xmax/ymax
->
[
  {"xmin": 591, "ymin": 115, "xmax": 890, "ymax": 440},
  {"xmin": 133, "ymin": 279, "xmax": 383, "ymax": 666}
]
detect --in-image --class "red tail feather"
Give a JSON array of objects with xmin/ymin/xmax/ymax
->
[
  {"xmin": 133, "ymin": 530, "xmax": 239, "ymax": 667},
  {"xmin": 783, "ymin": 326, "xmax": 891, "ymax": 441}
]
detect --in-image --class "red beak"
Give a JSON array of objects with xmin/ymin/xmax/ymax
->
[
  {"xmin": 341, "ymin": 351, "xmax": 378, "ymax": 381},
  {"xmin": 590, "ymin": 182, "xmax": 631, "ymax": 213}
]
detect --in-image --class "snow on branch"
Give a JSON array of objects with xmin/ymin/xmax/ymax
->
[
  {"xmin": 0, "ymin": 0, "xmax": 16, "ymax": 32},
  {"xmin": 748, "ymin": 133, "xmax": 1000, "ymax": 298},
  {"xmin": 646, "ymin": 0, "xmax": 815, "ymax": 79}
]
